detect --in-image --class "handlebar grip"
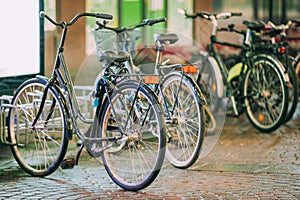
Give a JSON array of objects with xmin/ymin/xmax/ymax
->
[
  {"xmin": 148, "ymin": 18, "xmax": 167, "ymax": 25},
  {"xmin": 231, "ymin": 12, "xmax": 242, "ymax": 17},
  {"xmin": 40, "ymin": 11, "xmax": 46, "ymax": 18},
  {"xmin": 95, "ymin": 13, "xmax": 113, "ymax": 20}
]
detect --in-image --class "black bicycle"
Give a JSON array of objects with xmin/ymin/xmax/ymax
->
[
  {"xmin": 179, "ymin": 9, "xmax": 289, "ymax": 133},
  {"xmin": 252, "ymin": 20, "xmax": 299, "ymax": 123},
  {"xmin": 7, "ymin": 11, "xmax": 167, "ymax": 191}
]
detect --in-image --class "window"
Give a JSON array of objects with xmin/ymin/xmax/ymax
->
[{"xmin": 0, "ymin": 0, "xmax": 42, "ymax": 78}]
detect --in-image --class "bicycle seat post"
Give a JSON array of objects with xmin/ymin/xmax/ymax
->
[{"xmin": 154, "ymin": 40, "xmax": 164, "ymax": 75}]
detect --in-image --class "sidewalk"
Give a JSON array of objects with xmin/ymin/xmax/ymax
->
[{"xmin": 0, "ymin": 112, "xmax": 300, "ymax": 199}]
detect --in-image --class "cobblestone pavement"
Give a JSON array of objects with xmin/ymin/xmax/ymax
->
[{"xmin": 1, "ymin": 111, "xmax": 300, "ymax": 199}]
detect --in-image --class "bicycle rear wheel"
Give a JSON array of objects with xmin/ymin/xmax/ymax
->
[
  {"xmin": 93, "ymin": 81, "xmax": 166, "ymax": 191},
  {"xmin": 8, "ymin": 78, "xmax": 69, "ymax": 176},
  {"xmin": 295, "ymin": 53, "xmax": 300, "ymax": 92},
  {"xmin": 243, "ymin": 56, "xmax": 288, "ymax": 133},
  {"xmin": 160, "ymin": 72, "xmax": 205, "ymax": 169}
]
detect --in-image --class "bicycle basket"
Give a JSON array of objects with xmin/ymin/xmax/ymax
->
[{"xmin": 93, "ymin": 29, "xmax": 141, "ymax": 62}]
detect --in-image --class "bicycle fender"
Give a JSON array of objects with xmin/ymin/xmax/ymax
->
[
  {"xmin": 253, "ymin": 54, "xmax": 289, "ymax": 82},
  {"xmin": 35, "ymin": 76, "xmax": 73, "ymax": 140},
  {"xmin": 35, "ymin": 75, "xmax": 49, "ymax": 83},
  {"xmin": 207, "ymin": 56, "xmax": 224, "ymax": 98}
]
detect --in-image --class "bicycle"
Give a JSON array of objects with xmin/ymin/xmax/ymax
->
[
  {"xmin": 179, "ymin": 9, "xmax": 289, "ymax": 133},
  {"xmin": 237, "ymin": 20, "xmax": 299, "ymax": 123},
  {"xmin": 94, "ymin": 19, "xmax": 207, "ymax": 169},
  {"xmin": 6, "ymin": 11, "xmax": 167, "ymax": 191}
]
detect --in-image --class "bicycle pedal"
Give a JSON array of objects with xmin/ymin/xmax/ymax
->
[{"xmin": 61, "ymin": 158, "xmax": 76, "ymax": 169}]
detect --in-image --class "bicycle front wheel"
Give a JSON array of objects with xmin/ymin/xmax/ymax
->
[
  {"xmin": 243, "ymin": 56, "xmax": 288, "ymax": 133},
  {"xmin": 8, "ymin": 78, "xmax": 69, "ymax": 176},
  {"xmin": 160, "ymin": 72, "xmax": 205, "ymax": 169},
  {"xmin": 94, "ymin": 81, "xmax": 166, "ymax": 191}
]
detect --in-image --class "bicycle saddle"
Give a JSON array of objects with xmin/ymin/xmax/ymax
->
[
  {"xmin": 155, "ymin": 33, "xmax": 178, "ymax": 44},
  {"xmin": 243, "ymin": 20, "xmax": 265, "ymax": 32},
  {"xmin": 97, "ymin": 50, "xmax": 130, "ymax": 63}
]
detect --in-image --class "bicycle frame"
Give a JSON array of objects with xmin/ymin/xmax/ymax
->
[
  {"xmin": 31, "ymin": 23, "xmax": 93, "ymax": 140},
  {"xmin": 130, "ymin": 37, "xmax": 206, "ymax": 121},
  {"xmin": 208, "ymin": 36, "xmax": 250, "ymax": 115},
  {"xmin": 31, "ymin": 19, "xmax": 141, "ymax": 146},
  {"xmin": 94, "ymin": 22, "xmax": 206, "ymax": 121}
]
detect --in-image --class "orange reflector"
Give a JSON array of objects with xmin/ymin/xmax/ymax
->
[
  {"xmin": 184, "ymin": 65, "xmax": 197, "ymax": 73},
  {"xmin": 277, "ymin": 47, "xmax": 285, "ymax": 53},
  {"xmin": 212, "ymin": 83, "xmax": 217, "ymax": 93},
  {"xmin": 144, "ymin": 76, "xmax": 159, "ymax": 84},
  {"xmin": 258, "ymin": 114, "xmax": 264, "ymax": 122}
]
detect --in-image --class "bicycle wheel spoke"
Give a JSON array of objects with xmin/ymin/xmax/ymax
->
[
  {"xmin": 96, "ymin": 81, "xmax": 165, "ymax": 191},
  {"xmin": 160, "ymin": 73, "xmax": 204, "ymax": 168},
  {"xmin": 9, "ymin": 79, "xmax": 68, "ymax": 176},
  {"xmin": 244, "ymin": 56, "xmax": 288, "ymax": 132}
]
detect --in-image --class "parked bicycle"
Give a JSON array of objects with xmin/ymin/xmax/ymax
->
[
  {"xmin": 94, "ymin": 19, "xmax": 207, "ymax": 169},
  {"xmin": 221, "ymin": 21, "xmax": 298, "ymax": 124},
  {"xmin": 179, "ymin": 8, "xmax": 289, "ymax": 133},
  {"xmin": 6, "ymin": 11, "xmax": 167, "ymax": 191},
  {"xmin": 233, "ymin": 19, "xmax": 299, "ymax": 123}
]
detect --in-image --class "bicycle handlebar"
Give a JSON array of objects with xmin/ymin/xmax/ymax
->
[
  {"xmin": 178, "ymin": 8, "xmax": 242, "ymax": 20},
  {"xmin": 215, "ymin": 12, "xmax": 242, "ymax": 20},
  {"xmin": 267, "ymin": 20, "xmax": 300, "ymax": 30},
  {"xmin": 146, "ymin": 18, "xmax": 167, "ymax": 26},
  {"xmin": 267, "ymin": 20, "xmax": 292, "ymax": 31},
  {"xmin": 40, "ymin": 11, "xmax": 113, "ymax": 27},
  {"xmin": 96, "ymin": 17, "xmax": 166, "ymax": 33}
]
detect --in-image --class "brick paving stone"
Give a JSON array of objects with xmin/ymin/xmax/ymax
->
[{"xmin": 0, "ymin": 115, "xmax": 300, "ymax": 199}]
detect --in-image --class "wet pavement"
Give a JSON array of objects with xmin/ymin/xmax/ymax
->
[{"xmin": 1, "ymin": 108, "xmax": 300, "ymax": 199}]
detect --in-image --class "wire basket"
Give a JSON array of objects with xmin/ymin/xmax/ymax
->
[{"xmin": 93, "ymin": 29, "xmax": 141, "ymax": 62}]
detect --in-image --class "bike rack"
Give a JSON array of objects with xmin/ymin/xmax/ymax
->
[
  {"xmin": 74, "ymin": 85, "xmax": 94, "ymax": 118},
  {"xmin": 0, "ymin": 86, "xmax": 93, "ymax": 146},
  {"xmin": 0, "ymin": 95, "xmax": 17, "ymax": 146}
]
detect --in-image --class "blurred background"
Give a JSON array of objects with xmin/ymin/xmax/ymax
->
[{"xmin": 0, "ymin": 0, "xmax": 299, "ymax": 94}]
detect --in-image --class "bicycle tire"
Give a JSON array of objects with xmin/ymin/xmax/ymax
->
[
  {"xmin": 8, "ymin": 78, "xmax": 69, "ymax": 176},
  {"xmin": 93, "ymin": 80, "xmax": 166, "ymax": 191},
  {"xmin": 160, "ymin": 72, "xmax": 205, "ymax": 169},
  {"xmin": 294, "ymin": 53, "xmax": 300, "ymax": 93},
  {"xmin": 243, "ymin": 55, "xmax": 288, "ymax": 133},
  {"xmin": 283, "ymin": 58, "xmax": 299, "ymax": 123}
]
